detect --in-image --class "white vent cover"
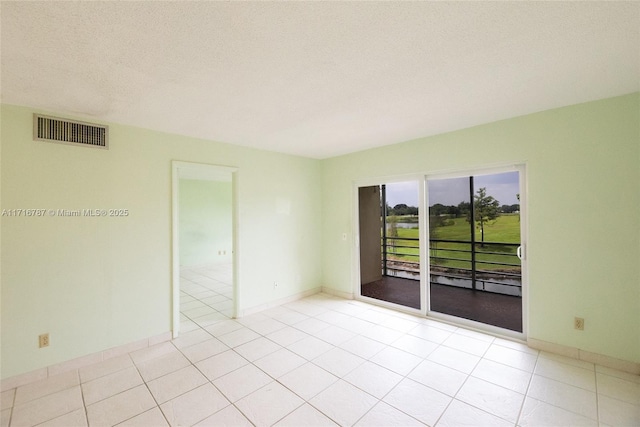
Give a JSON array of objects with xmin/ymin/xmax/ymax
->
[{"xmin": 33, "ymin": 114, "xmax": 108, "ymax": 149}]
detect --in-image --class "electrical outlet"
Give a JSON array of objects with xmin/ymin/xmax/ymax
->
[
  {"xmin": 39, "ymin": 333, "xmax": 50, "ymax": 348},
  {"xmin": 574, "ymin": 317, "xmax": 585, "ymax": 331},
  {"xmin": 273, "ymin": 282, "xmax": 278, "ymax": 289}
]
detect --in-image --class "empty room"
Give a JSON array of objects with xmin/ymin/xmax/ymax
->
[{"xmin": 1, "ymin": 2, "xmax": 639, "ymax": 426}]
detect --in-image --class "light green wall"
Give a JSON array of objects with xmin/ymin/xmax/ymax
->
[
  {"xmin": 0, "ymin": 105, "xmax": 323, "ymax": 379},
  {"xmin": 179, "ymin": 179, "xmax": 232, "ymax": 267},
  {"xmin": 2, "ymin": 93, "xmax": 638, "ymax": 379},
  {"xmin": 321, "ymin": 93, "xmax": 640, "ymax": 363}
]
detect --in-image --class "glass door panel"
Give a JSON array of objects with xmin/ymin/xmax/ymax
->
[{"xmin": 427, "ymin": 172, "xmax": 522, "ymax": 332}]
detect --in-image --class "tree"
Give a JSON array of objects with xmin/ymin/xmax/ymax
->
[
  {"xmin": 457, "ymin": 201, "xmax": 470, "ymax": 217},
  {"xmin": 388, "ymin": 203, "xmax": 419, "ymax": 216},
  {"xmin": 430, "ymin": 203, "xmax": 447, "ymax": 217},
  {"xmin": 387, "ymin": 216, "xmax": 398, "ymax": 254},
  {"xmin": 391, "ymin": 204, "xmax": 407, "ymax": 216},
  {"xmin": 468, "ymin": 187, "xmax": 500, "ymax": 246},
  {"xmin": 447, "ymin": 205, "xmax": 462, "ymax": 217},
  {"xmin": 500, "ymin": 204, "xmax": 520, "ymax": 213}
]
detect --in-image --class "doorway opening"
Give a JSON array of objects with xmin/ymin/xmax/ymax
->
[
  {"xmin": 171, "ymin": 161, "xmax": 237, "ymax": 337},
  {"xmin": 358, "ymin": 181, "xmax": 422, "ymax": 310},
  {"xmin": 427, "ymin": 169, "xmax": 524, "ymax": 332}
]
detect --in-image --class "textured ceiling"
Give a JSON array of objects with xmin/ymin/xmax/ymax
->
[{"xmin": 2, "ymin": 2, "xmax": 638, "ymax": 159}]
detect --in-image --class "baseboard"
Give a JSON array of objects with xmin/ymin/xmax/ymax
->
[
  {"xmin": 1, "ymin": 331, "xmax": 172, "ymax": 392},
  {"xmin": 237, "ymin": 287, "xmax": 322, "ymax": 317},
  {"xmin": 5, "ymin": 300, "xmax": 638, "ymax": 393},
  {"xmin": 528, "ymin": 338, "xmax": 640, "ymax": 375},
  {"xmin": 3, "ymin": 288, "xmax": 322, "ymax": 391},
  {"xmin": 321, "ymin": 286, "xmax": 354, "ymax": 300}
]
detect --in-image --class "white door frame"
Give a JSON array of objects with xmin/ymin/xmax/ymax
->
[
  {"xmin": 171, "ymin": 161, "xmax": 238, "ymax": 338},
  {"xmin": 424, "ymin": 164, "xmax": 528, "ymax": 340},
  {"xmin": 351, "ymin": 164, "xmax": 528, "ymax": 340},
  {"xmin": 352, "ymin": 174, "xmax": 427, "ymax": 316}
]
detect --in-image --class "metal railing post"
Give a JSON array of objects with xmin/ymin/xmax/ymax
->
[
  {"xmin": 381, "ymin": 184, "xmax": 388, "ymax": 276},
  {"xmin": 469, "ymin": 176, "xmax": 477, "ymax": 291}
]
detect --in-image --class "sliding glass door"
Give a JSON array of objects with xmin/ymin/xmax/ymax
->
[
  {"xmin": 427, "ymin": 170, "xmax": 524, "ymax": 332},
  {"xmin": 355, "ymin": 168, "xmax": 526, "ymax": 335}
]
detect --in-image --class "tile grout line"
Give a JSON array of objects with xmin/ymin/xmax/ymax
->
[
  {"xmin": 594, "ymin": 368, "xmax": 601, "ymax": 426},
  {"xmin": 438, "ymin": 335, "xmax": 508, "ymax": 426},
  {"xmin": 184, "ymin": 286, "xmax": 636, "ymax": 426},
  {"xmin": 129, "ymin": 357, "xmax": 171, "ymax": 427},
  {"xmin": 513, "ymin": 347, "xmax": 540, "ymax": 426},
  {"xmin": 173, "ymin": 309, "xmax": 257, "ymax": 425},
  {"xmin": 184, "ymin": 305, "xmax": 306, "ymax": 427},
  {"xmin": 524, "ymin": 358, "xmax": 603, "ymax": 423},
  {"xmin": 8, "ymin": 389, "xmax": 16, "ymax": 427},
  {"xmin": 76, "ymin": 369, "xmax": 90, "ymax": 427},
  {"xmin": 210, "ymin": 296, "xmax": 408, "ymax": 425},
  {"xmin": 11, "ymin": 273, "xmax": 638, "ymax": 426}
]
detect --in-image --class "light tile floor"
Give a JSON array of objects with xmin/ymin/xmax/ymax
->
[
  {"xmin": 180, "ymin": 264, "xmax": 234, "ymax": 325},
  {"xmin": 2, "ymin": 267, "xmax": 639, "ymax": 426}
]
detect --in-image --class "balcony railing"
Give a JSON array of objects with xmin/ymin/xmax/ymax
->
[{"xmin": 382, "ymin": 237, "xmax": 522, "ymax": 297}]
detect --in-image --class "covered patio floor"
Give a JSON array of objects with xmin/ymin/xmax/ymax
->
[{"xmin": 361, "ymin": 276, "xmax": 522, "ymax": 332}]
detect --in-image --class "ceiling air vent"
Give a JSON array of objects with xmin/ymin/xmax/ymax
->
[{"xmin": 33, "ymin": 114, "xmax": 108, "ymax": 149}]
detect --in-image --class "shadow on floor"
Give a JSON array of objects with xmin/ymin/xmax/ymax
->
[{"xmin": 361, "ymin": 276, "xmax": 522, "ymax": 332}]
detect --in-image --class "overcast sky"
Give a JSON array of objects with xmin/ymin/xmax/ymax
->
[{"xmin": 384, "ymin": 172, "xmax": 520, "ymax": 207}]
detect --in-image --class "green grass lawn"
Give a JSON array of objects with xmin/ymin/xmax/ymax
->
[
  {"xmin": 385, "ymin": 214, "xmax": 521, "ymax": 272},
  {"xmin": 430, "ymin": 214, "xmax": 521, "ymax": 243}
]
